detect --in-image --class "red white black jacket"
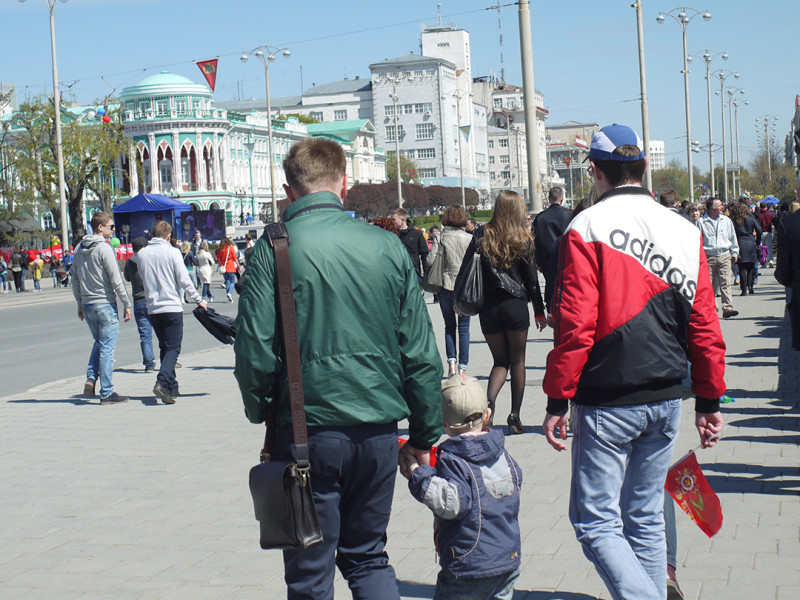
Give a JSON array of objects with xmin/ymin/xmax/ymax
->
[{"xmin": 544, "ymin": 186, "xmax": 726, "ymax": 416}]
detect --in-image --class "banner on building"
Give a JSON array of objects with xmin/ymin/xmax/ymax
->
[
  {"xmin": 196, "ymin": 58, "xmax": 219, "ymax": 92},
  {"xmin": 665, "ymin": 450, "xmax": 723, "ymax": 538},
  {"xmin": 460, "ymin": 125, "xmax": 471, "ymax": 142}
]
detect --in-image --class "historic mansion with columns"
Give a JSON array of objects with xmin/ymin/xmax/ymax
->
[{"xmin": 119, "ymin": 71, "xmax": 386, "ymax": 223}]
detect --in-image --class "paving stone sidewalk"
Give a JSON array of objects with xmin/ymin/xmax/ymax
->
[{"xmin": 0, "ymin": 277, "xmax": 797, "ymax": 599}]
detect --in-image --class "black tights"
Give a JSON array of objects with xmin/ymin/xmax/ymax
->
[
  {"xmin": 739, "ymin": 262, "xmax": 755, "ymax": 293},
  {"xmin": 484, "ymin": 328, "xmax": 529, "ymax": 417}
]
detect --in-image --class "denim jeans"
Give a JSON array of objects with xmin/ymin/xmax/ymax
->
[
  {"xmin": 569, "ymin": 399, "xmax": 681, "ymax": 600},
  {"xmin": 83, "ymin": 303, "xmax": 120, "ymax": 399},
  {"xmin": 434, "ymin": 567, "xmax": 519, "ymax": 600},
  {"xmin": 202, "ymin": 283, "xmax": 211, "ymax": 299},
  {"xmin": 223, "ymin": 272, "xmax": 236, "ymax": 295},
  {"xmin": 438, "ymin": 289, "xmax": 470, "ymax": 371},
  {"xmin": 133, "ymin": 302, "xmax": 155, "ymax": 369},
  {"xmin": 278, "ymin": 423, "xmax": 401, "ymax": 600},
  {"xmin": 34, "ymin": 278, "xmax": 41, "ymax": 291},
  {"xmin": 52, "ymin": 269, "xmax": 58, "ymax": 287},
  {"xmin": 147, "ymin": 311, "xmax": 183, "ymax": 394},
  {"xmin": 0, "ymin": 273, "xmax": 7, "ymax": 291}
]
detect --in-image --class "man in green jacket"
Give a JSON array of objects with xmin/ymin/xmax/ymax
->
[{"xmin": 234, "ymin": 137, "xmax": 442, "ymax": 600}]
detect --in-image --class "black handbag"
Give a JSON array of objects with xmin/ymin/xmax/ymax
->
[
  {"xmin": 453, "ymin": 251, "xmax": 484, "ymax": 316},
  {"xmin": 248, "ymin": 222, "xmax": 323, "ymax": 551}
]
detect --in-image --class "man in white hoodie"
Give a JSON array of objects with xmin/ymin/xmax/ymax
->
[
  {"xmin": 71, "ymin": 212, "xmax": 132, "ymax": 405},
  {"xmin": 137, "ymin": 220, "xmax": 206, "ymax": 404}
]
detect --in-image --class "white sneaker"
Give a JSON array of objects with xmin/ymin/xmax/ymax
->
[{"xmin": 227, "ymin": 293, "xmax": 232, "ymax": 302}]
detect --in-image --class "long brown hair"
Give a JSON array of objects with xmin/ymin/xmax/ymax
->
[
  {"xmin": 480, "ymin": 191, "xmax": 533, "ymax": 270},
  {"xmin": 729, "ymin": 201, "xmax": 749, "ymax": 227}
]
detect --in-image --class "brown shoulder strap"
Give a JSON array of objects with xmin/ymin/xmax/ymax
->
[{"xmin": 263, "ymin": 222, "xmax": 309, "ymax": 468}]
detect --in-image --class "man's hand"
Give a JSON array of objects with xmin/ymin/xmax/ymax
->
[
  {"xmin": 534, "ymin": 315, "xmax": 547, "ymax": 331},
  {"xmin": 731, "ymin": 256, "xmax": 738, "ymax": 265},
  {"xmin": 123, "ymin": 307, "xmax": 132, "ymax": 322},
  {"xmin": 197, "ymin": 301, "xmax": 208, "ymax": 310},
  {"xmin": 398, "ymin": 443, "xmax": 429, "ymax": 478},
  {"xmin": 543, "ymin": 412, "xmax": 569, "ymax": 451},
  {"xmin": 696, "ymin": 411, "xmax": 724, "ymax": 448},
  {"xmin": 546, "ymin": 314, "xmax": 555, "ymax": 329},
  {"xmin": 77, "ymin": 306, "xmax": 84, "ymax": 321}
]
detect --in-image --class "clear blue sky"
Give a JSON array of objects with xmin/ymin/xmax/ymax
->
[{"xmin": 4, "ymin": 0, "xmax": 798, "ymax": 172}]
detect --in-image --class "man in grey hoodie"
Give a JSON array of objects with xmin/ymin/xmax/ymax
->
[
  {"xmin": 71, "ymin": 211, "xmax": 132, "ymax": 404},
  {"xmin": 137, "ymin": 220, "xmax": 206, "ymax": 404}
]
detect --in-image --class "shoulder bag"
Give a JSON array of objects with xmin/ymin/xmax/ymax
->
[
  {"xmin": 248, "ymin": 222, "xmax": 323, "ymax": 551},
  {"xmin": 453, "ymin": 249, "xmax": 484, "ymax": 317},
  {"xmin": 421, "ymin": 240, "xmax": 445, "ymax": 294}
]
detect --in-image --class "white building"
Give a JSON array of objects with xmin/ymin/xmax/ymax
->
[
  {"xmin": 473, "ymin": 78, "xmax": 549, "ymax": 202},
  {"xmin": 649, "ymin": 139, "xmax": 666, "ymax": 171}
]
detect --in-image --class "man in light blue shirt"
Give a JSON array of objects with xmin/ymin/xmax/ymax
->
[{"xmin": 697, "ymin": 197, "xmax": 739, "ymax": 318}]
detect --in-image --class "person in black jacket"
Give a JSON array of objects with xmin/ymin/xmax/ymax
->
[
  {"xmin": 392, "ymin": 208, "xmax": 428, "ymax": 281},
  {"xmin": 776, "ymin": 195, "xmax": 800, "ymax": 350},
  {"xmin": 459, "ymin": 190, "xmax": 546, "ymax": 435},
  {"xmin": 730, "ymin": 201, "xmax": 762, "ymax": 295},
  {"xmin": 532, "ymin": 187, "xmax": 571, "ymax": 285}
]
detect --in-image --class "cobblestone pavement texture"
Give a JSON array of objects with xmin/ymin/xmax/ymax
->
[{"xmin": 1, "ymin": 276, "xmax": 797, "ymax": 599}]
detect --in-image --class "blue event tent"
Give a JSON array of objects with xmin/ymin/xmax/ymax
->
[
  {"xmin": 112, "ymin": 193, "xmax": 192, "ymax": 241},
  {"xmin": 762, "ymin": 196, "xmax": 780, "ymax": 206}
]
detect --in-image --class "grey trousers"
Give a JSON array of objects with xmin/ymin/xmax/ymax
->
[{"xmin": 707, "ymin": 254, "xmax": 734, "ymax": 313}]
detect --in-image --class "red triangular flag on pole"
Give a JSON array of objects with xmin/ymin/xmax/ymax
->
[
  {"xmin": 665, "ymin": 450, "xmax": 723, "ymax": 538},
  {"xmin": 196, "ymin": 58, "xmax": 219, "ymax": 92}
]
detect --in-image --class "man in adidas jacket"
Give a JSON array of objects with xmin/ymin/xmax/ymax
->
[{"xmin": 542, "ymin": 124, "xmax": 725, "ymax": 600}]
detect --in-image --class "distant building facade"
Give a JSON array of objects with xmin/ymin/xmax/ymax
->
[{"xmin": 649, "ymin": 139, "xmax": 666, "ymax": 171}]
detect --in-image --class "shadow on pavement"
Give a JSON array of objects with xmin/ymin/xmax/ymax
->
[
  {"xmin": 8, "ymin": 397, "xmax": 92, "ymax": 406},
  {"xmin": 704, "ymin": 462, "xmax": 800, "ymax": 496},
  {"xmin": 397, "ymin": 581, "xmax": 598, "ymax": 599}
]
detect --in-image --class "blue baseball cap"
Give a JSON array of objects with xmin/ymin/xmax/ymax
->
[{"xmin": 586, "ymin": 124, "xmax": 645, "ymax": 162}]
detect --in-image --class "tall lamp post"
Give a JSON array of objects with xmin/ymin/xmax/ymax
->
[
  {"xmin": 711, "ymin": 69, "xmax": 739, "ymax": 201},
  {"xmin": 389, "ymin": 75, "xmax": 403, "ymax": 207},
  {"xmin": 243, "ymin": 140, "xmax": 256, "ymax": 219},
  {"xmin": 657, "ymin": 6, "xmax": 711, "ymax": 201},
  {"xmin": 632, "ymin": 1, "xmax": 652, "ymax": 191},
  {"xmin": 241, "ymin": 45, "xmax": 290, "ymax": 222},
  {"xmin": 724, "ymin": 86, "xmax": 745, "ymax": 198},
  {"xmin": 732, "ymin": 97, "xmax": 748, "ymax": 198},
  {"xmin": 755, "ymin": 114, "xmax": 780, "ymax": 179},
  {"xmin": 697, "ymin": 49, "xmax": 727, "ymax": 197},
  {"xmin": 454, "ymin": 85, "xmax": 473, "ymax": 208},
  {"xmin": 20, "ymin": 0, "xmax": 69, "ymax": 256}
]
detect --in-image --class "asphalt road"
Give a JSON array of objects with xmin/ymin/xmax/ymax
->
[{"xmin": 0, "ymin": 276, "xmax": 238, "ymax": 398}]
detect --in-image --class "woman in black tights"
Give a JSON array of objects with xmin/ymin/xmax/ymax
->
[
  {"xmin": 730, "ymin": 201, "xmax": 762, "ymax": 295},
  {"xmin": 458, "ymin": 190, "xmax": 546, "ymax": 434}
]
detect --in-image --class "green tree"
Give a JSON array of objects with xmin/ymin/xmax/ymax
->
[
  {"xmin": 385, "ymin": 154, "xmax": 418, "ymax": 183},
  {"xmin": 740, "ymin": 144, "xmax": 795, "ymax": 201},
  {"xmin": 277, "ymin": 113, "xmax": 320, "ymax": 124},
  {"xmin": 3, "ymin": 98, "xmax": 132, "ymax": 240}
]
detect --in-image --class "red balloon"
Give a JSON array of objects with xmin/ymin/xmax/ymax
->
[{"xmin": 102, "ymin": 115, "xmax": 111, "ymax": 123}]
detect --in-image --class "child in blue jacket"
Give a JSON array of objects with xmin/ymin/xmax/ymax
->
[{"xmin": 400, "ymin": 375, "xmax": 522, "ymax": 600}]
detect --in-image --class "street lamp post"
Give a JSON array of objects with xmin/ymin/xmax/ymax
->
[
  {"xmin": 657, "ymin": 7, "xmax": 711, "ymax": 201},
  {"xmin": 454, "ymin": 85, "xmax": 472, "ymax": 208},
  {"xmin": 711, "ymin": 69, "xmax": 739, "ymax": 201},
  {"xmin": 632, "ymin": 1, "xmax": 652, "ymax": 191},
  {"xmin": 725, "ymin": 86, "xmax": 745, "ymax": 198},
  {"xmin": 389, "ymin": 75, "xmax": 403, "ymax": 207},
  {"xmin": 755, "ymin": 114, "xmax": 780, "ymax": 179},
  {"xmin": 243, "ymin": 139, "xmax": 256, "ymax": 219},
  {"xmin": 241, "ymin": 45, "xmax": 290, "ymax": 222},
  {"xmin": 698, "ymin": 49, "xmax": 727, "ymax": 198},
  {"xmin": 19, "ymin": 0, "xmax": 69, "ymax": 256},
  {"xmin": 732, "ymin": 97, "xmax": 748, "ymax": 197}
]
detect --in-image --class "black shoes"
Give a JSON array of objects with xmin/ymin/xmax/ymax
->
[
  {"xmin": 507, "ymin": 414, "xmax": 524, "ymax": 435},
  {"xmin": 722, "ymin": 309, "xmax": 739, "ymax": 319},
  {"xmin": 153, "ymin": 383, "xmax": 176, "ymax": 405},
  {"xmin": 100, "ymin": 392, "xmax": 129, "ymax": 405}
]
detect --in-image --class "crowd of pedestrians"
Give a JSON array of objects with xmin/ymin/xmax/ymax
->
[{"xmin": 5, "ymin": 121, "xmax": 799, "ymax": 600}]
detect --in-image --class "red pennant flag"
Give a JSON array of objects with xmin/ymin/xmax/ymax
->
[
  {"xmin": 665, "ymin": 451, "xmax": 723, "ymax": 538},
  {"xmin": 196, "ymin": 58, "xmax": 219, "ymax": 92}
]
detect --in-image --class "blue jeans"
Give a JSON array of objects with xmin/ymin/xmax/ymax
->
[
  {"xmin": 52, "ymin": 269, "xmax": 58, "ymax": 287},
  {"xmin": 134, "ymin": 302, "xmax": 155, "ymax": 369},
  {"xmin": 0, "ymin": 273, "xmax": 7, "ymax": 291},
  {"xmin": 202, "ymin": 283, "xmax": 211, "ymax": 299},
  {"xmin": 569, "ymin": 399, "xmax": 681, "ymax": 600},
  {"xmin": 147, "ymin": 311, "xmax": 183, "ymax": 394},
  {"xmin": 438, "ymin": 289, "xmax": 470, "ymax": 371},
  {"xmin": 83, "ymin": 303, "xmax": 120, "ymax": 399},
  {"xmin": 223, "ymin": 272, "xmax": 236, "ymax": 295},
  {"xmin": 34, "ymin": 278, "xmax": 41, "ymax": 291},
  {"xmin": 278, "ymin": 423, "xmax": 400, "ymax": 600},
  {"xmin": 434, "ymin": 567, "xmax": 519, "ymax": 600}
]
